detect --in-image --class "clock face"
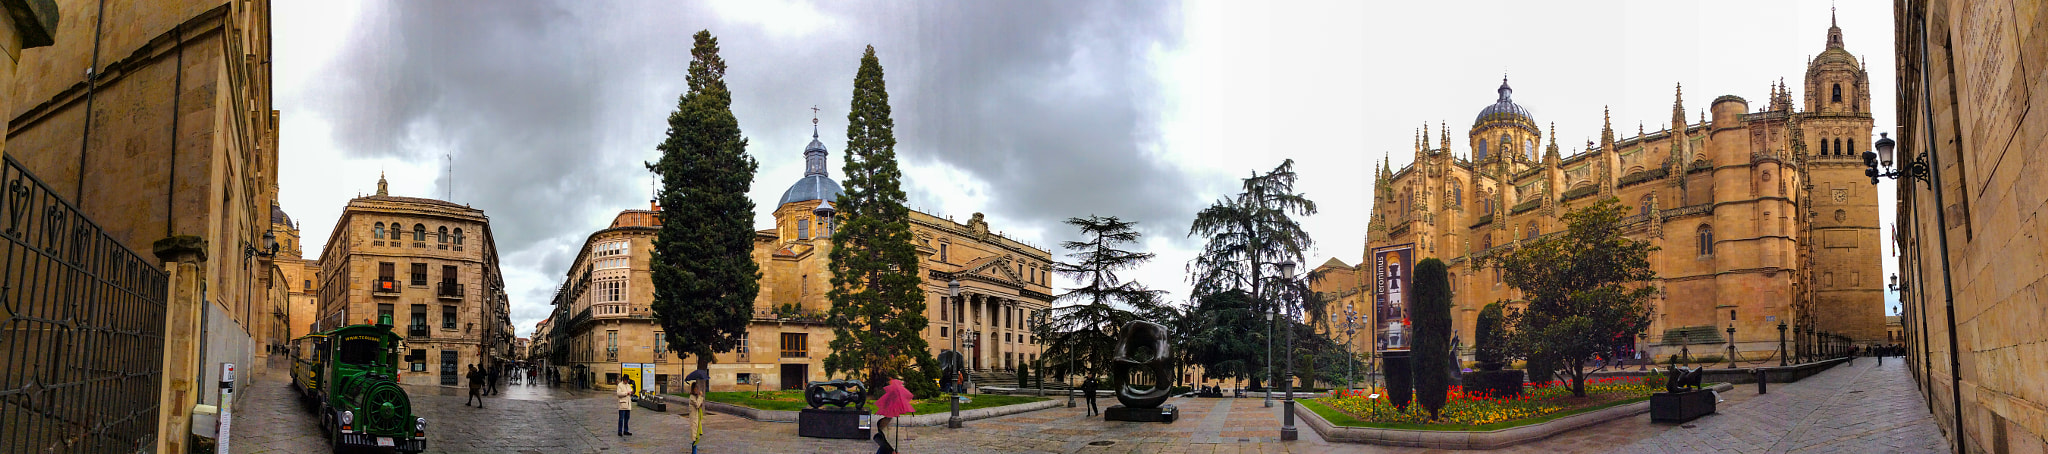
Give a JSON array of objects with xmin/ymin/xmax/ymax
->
[{"xmin": 1831, "ymin": 188, "xmax": 1848, "ymax": 203}]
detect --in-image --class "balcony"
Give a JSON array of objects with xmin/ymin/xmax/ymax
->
[
  {"xmin": 373, "ymin": 279, "xmax": 399, "ymax": 296},
  {"xmin": 437, "ymin": 282, "xmax": 464, "ymax": 300}
]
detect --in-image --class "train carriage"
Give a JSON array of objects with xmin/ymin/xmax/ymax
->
[{"xmin": 289, "ymin": 315, "xmax": 426, "ymax": 453}]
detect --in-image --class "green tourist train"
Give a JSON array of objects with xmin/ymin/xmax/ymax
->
[{"xmin": 290, "ymin": 315, "xmax": 427, "ymax": 453}]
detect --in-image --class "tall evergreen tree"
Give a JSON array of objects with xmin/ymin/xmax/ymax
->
[
  {"xmin": 1411, "ymin": 258, "xmax": 1452, "ymax": 419},
  {"xmin": 1188, "ymin": 159, "xmax": 1317, "ymax": 387},
  {"xmin": 824, "ymin": 46, "xmax": 932, "ymax": 387},
  {"xmin": 647, "ymin": 30, "xmax": 760, "ymax": 371},
  {"xmin": 1045, "ymin": 216, "xmax": 1164, "ymax": 380}
]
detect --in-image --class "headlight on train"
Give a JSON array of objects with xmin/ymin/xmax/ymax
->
[
  {"xmin": 339, "ymin": 410, "xmax": 354, "ymax": 425},
  {"xmin": 416, "ymin": 417, "xmax": 427, "ymax": 432}
]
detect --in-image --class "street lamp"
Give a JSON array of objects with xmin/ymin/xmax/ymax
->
[
  {"xmin": 1862, "ymin": 133, "xmax": 1928, "ymax": 187},
  {"xmin": 947, "ymin": 279, "xmax": 962, "ymax": 428},
  {"xmin": 1277, "ymin": 260, "xmax": 1298, "ymax": 442}
]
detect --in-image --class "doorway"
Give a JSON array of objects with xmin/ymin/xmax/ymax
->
[
  {"xmin": 440, "ymin": 350, "xmax": 457, "ymax": 386},
  {"xmin": 781, "ymin": 364, "xmax": 807, "ymax": 390}
]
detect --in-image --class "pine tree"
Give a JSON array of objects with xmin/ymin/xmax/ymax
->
[
  {"xmin": 1411, "ymin": 258, "xmax": 1452, "ymax": 419},
  {"xmin": 1045, "ymin": 216, "xmax": 1164, "ymax": 380},
  {"xmin": 1188, "ymin": 159, "xmax": 1317, "ymax": 392},
  {"xmin": 647, "ymin": 30, "xmax": 760, "ymax": 371},
  {"xmin": 824, "ymin": 46, "xmax": 933, "ymax": 389}
]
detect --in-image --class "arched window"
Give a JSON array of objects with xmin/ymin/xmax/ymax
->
[
  {"xmin": 453, "ymin": 228, "xmax": 464, "ymax": 245},
  {"xmin": 1477, "ymin": 139, "xmax": 1489, "ymax": 161},
  {"xmin": 373, "ymin": 222, "xmax": 385, "ymax": 239},
  {"xmin": 1450, "ymin": 185, "xmax": 1462, "ymax": 206},
  {"xmin": 1819, "ymin": 137, "xmax": 1829, "ymax": 155},
  {"xmin": 437, "ymin": 226, "xmax": 449, "ymax": 243},
  {"xmin": 1525, "ymin": 221, "xmax": 1538, "ymax": 240},
  {"xmin": 1481, "ymin": 234, "xmax": 1492, "ymax": 250},
  {"xmin": 414, "ymin": 224, "xmax": 426, "ymax": 242},
  {"xmin": 1500, "ymin": 134, "xmax": 1512, "ymax": 158},
  {"xmin": 1402, "ymin": 189, "xmax": 1412, "ymax": 214},
  {"xmin": 1831, "ymin": 84, "xmax": 1842, "ymax": 102},
  {"xmin": 1848, "ymin": 139, "xmax": 1855, "ymax": 155},
  {"xmin": 1698, "ymin": 224, "xmax": 1714, "ymax": 255},
  {"xmin": 1525, "ymin": 139, "xmax": 1535, "ymax": 160},
  {"xmin": 1835, "ymin": 138, "xmax": 1843, "ymax": 156}
]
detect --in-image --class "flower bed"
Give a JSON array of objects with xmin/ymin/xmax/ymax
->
[
  {"xmin": 697, "ymin": 390, "xmax": 1044, "ymax": 414},
  {"xmin": 1311, "ymin": 375, "xmax": 1665, "ymax": 429}
]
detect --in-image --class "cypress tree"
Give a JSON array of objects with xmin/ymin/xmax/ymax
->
[
  {"xmin": 647, "ymin": 30, "xmax": 760, "ymax": 371},
  {"xmin": 1474, "ymin": 302, "xmax": 1507, "ymax": 370},
  {"xmin": 1411, "ymin": 258, "xmax": 1452, "ymax": 419},
  {"xmin": 824, "ymin": 46, "xmax": 934, "ymax": 392}
]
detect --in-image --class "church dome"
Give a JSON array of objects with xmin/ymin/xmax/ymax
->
[
  {"xmin": 1473, "ymin": 77, "xmax": 1535, "ymax": 128},
  {"xmin": 779, "ymin": 127, "xmax": 843, "ymax": 206},
  {"xmin": 779, "ymin": 174, "xmax": 844, "ymax": 206}
]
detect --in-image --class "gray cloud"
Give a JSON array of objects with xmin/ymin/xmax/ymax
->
[{"xmin": 297, "ymin": 1, "xmax": 1192, "ymax": 336}]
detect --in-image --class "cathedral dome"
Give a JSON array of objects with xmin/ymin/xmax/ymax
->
[
  {"xmin": 779, "ymin": 174, "xmax": 844, "ymax": 206},
  {"xmin": 779, "ymin": 128, "xmax": 843, "ymax": 206},
  {"xmin": 1473, "ymin": 78, "xmax": 1534, "ymax": 128}
]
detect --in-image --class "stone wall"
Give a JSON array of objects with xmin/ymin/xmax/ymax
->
[{"xmin": 1893, "ymin": 0, "xmax": 2048, "ymax": 452}]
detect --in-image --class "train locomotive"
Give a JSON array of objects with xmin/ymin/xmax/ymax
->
[{"xmin": 290, "ymin": 314, "xmax": 426, "ymax": 453}]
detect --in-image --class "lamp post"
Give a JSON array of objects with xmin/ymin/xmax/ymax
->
[
  {"xmin": 1277, "ymin": 261, "xmax": 1298, "ymax": 441},
  {"xmin": 1777, "ymin": 321, "xmax": 1788, "ymax": 366},
  {"xmin": 948, "ymin": 279, "xmax": 962, "ymax": 429},
  {"xmin": 1638, "ymin": 332, "xmax": 1649, "ymax": 371},
  {"xmin": 1344, "ymin": 306, "xmax": 1358, "ymax": 392},
  {"xmin": 1264, "ymin": 310, "xmax": 1274, "ymax": 408}
]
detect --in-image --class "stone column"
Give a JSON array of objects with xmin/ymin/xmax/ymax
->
[{"xmin": 154, "ymin": 236, "xmax": 207, "ymax": 454}]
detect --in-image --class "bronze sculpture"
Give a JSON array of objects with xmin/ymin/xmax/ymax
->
[
  {"xmin": 804, "ymin": 379, "xmax": 868, "ymax": 410},
  {"xmin": 1110, "ymin": 321, "xmax": 1173, "ymax": 410}
]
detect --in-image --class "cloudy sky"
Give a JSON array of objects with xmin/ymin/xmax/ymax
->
[{"xmin": 273, "ymin": 1, "xmax": 1901, "ymax": 338}]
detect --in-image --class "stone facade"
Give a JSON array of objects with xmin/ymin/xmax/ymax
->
[
  {"xmin": 550, "ymin": 123, "xmax": 1050, "ymax": 392},
  {"xmin": 1355, "ymin": 19, "xmax": 1884, "ymax": 363},
  {"xmin": 1892, "ymin": 1, "xmax": 2048, "ymax": 452},
  {"xmin": 313, "ymin": 175, "xmax": 515, "ymax": 386},
  {"xmin": 0, "ymin": 1, "xmax": 275, "ymax": 450}
]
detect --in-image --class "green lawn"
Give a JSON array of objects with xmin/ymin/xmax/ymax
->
[{"xmin": 693, "ymin": 390, "xmax": 1047, "ymax": 414}]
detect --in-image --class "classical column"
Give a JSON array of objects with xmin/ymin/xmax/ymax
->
[{"xmin": 153, "ymin": 236, "xmax": 207, "ymax": 454}]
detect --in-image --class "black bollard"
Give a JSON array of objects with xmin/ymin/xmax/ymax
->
[{"xmin": 1756, "ymin": 369, "xmax": 1767, "ymax": 394}]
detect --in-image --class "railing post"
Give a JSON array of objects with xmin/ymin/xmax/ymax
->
[{"xmin": 154, "ymin": 235, "xmax": 208, "ymax": 454}]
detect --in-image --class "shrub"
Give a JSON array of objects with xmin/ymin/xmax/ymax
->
[
  {"xmin": 1411, "ymin": 258, "xmax": 1452, "ymax": 419},
  {"xmin": 1474, "ymin": 302, "xmax": 1509, "ymax": 370},
  {"xmin": 1017, "ymin": 363, "xmax": 1031, "ymax": 388},
  {"xmin": 1384, "ymin": 355, "xmax": 1412, "ymax": 410}
]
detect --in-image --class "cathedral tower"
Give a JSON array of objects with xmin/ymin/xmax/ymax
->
[{"xmin": 1798, "ymin": 11, "xmax": 1883, "ymax": 342}]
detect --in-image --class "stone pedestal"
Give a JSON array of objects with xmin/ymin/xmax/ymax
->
[
  {"xmin": 1104, "ymin": 404, "xmax": 1179, "ymax": 423},
  {"xmin": 797, "ymin": 408, "xmax": 869, "ymax": 439},
  {"xmin": 1649, "ymin": 389, "xmax": 1716, "ymax": 423}
]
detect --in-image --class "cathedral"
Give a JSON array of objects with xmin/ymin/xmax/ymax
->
[{"xmin": 1355, "ymin": 17, "xmax": 1883, "ymax": 361}]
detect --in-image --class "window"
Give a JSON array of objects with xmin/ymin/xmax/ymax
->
[
  {"xmin": 941, "ymin": 326, "xmax": 950, "ymax": 337},
  {"xmin": 1835, "ymin": 138, "xmax": 1843, "ymax": 156},
  {"xmin": 373, "ymin": 222, "xmax": 385, "ymax": 239},
  {"xmin": 1640, "ymin": 195, "xmax": 1653, "ymax": 215},
  {"xmin": 378, "ymin": 303, "xmax": 394, "ymax": 323},
  {"xmin": 1526, "ymin": 221, "xmax": 1538, "ymax": 240},
  {"xmin": 410, "ymin": 305, "xmax": 427, "ymax": 328},
  {"xmin": 453, "ymin": 228, "xmax": 464, "ymax": 245},
  {"xmin": 414, "ymin": 224, "xmax": 426, "ymax": 242},
  {"xmin": 737, "ymin": 373, "xmax": 754, "ymax": 385},
  {"xmin": 1848, "ymin": 139, "xmax": 1855, "ymax": 155},
  {"xmin": 595, "ymin": 257, "xmax": 627, "ymax": 270},
  {"xmin": 595, "ymin": 241, "xmax": 627, "ymax": 257},
  {"xmin": 606, "ymin": 330, "xmax": 619, "ymax": 361},
  {"xmin": 1481, "ymin": 234, "xmax": 1492, "ymax": 250},
  {"xmin": 1820, "ymin": 138, "xmax": 1829, "ymax": 155},
  {"xmin": 798, "ymin": 219, "xmax": 810, "ymax": 239},
  {"xmin": 1401, "ymin": 189, "xmax": 1411, "ymax": 214},
  {"xmin": 438, "ymin": 226, "xmax": 449, "ymax": 243},
  {"xmin": 303, "ymin": 280, "xmax": 311, "ymax": 291},
  {"xmin": 939, "ymin": 243, "xmax": 948, "ymax": 262},
  {"xmin": 442, "ymin": 265, "xmax": 458, "ymax": 284},
  {"xmin": 597, "ymin": 279, "xmax": 624, "ymax": 303},
  {"xmin": 410, "ymin": 349, "xmax": 426, "ymax": 372},
  {"xmin": 1831, "ymin": 83, "xmax": 1841, "ymax": 102},
  {"xmin": 1698, "ymin": 225, "xmax": 1714, "ymax": 255},
  {"xmin": 411, "ymin": 263, "xmax": 428, "ymax": 286},
  {"xmin": 1525, "ymin": 139, "xmax": 1535, "ymax": 160},
  {"xmin": 379, "ymin": 262, "xmax": 395, "ymax": 280},
  {"xmin": 780, "ymin": 333, "xmax": 809, "ymax": 358},
  {"xmin": 442, "ymin": 305, "xmax": 457, "ymax": 329},
  {"xmin": 1477, "ymin": 139, "xmax": 1488, "ymax": 161},
  {"xmin": 1450, "ymin": 185, "xmax": 1462, "ymax": 206},
  {"xmin": 940, "ymin": 297, "xmax": 948, "ymax": 321}
]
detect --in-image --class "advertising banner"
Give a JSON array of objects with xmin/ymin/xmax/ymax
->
[
  {"xmin": 622, "ymin": 363, "xmax": 646, "ymax": 392},
  {"xmin": 1372, "ymin": 243, "xmax": 1415, "ymax": 352}
]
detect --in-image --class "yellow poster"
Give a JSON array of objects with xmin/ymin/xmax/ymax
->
[{"xmin": 622, "ymin": 363, "xmax": 645, "ymax": 392}]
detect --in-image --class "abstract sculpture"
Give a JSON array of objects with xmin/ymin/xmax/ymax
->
[
  {"xmin": 1664, "ymin": 365, "xmax": 1705, "ymax": 393},
  {"xmin": 938, "ymin": 350, "xmax": 965, "ymax": 394},
  {"xmin": 1105, "ymin": 321, "xmax": 1178, "ymax": 422},
  {"xmin": 803, "ymin": 379, "xmax": 868, "ymax": 411}
]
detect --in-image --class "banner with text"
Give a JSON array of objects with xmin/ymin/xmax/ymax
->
[{"xmin": 1372, "ymin": 243, "xmax": 1415, "ymax": 353}]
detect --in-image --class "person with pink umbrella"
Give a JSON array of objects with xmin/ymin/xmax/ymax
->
[{"xmin": 872, "ymin": 373, "xmax": 915, "ymax": 454}]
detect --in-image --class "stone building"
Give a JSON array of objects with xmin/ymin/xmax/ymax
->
[
  {"xmin": 271, "ymin": 204, "xmax": 322, "ymax": 340},
  {"xmin": 0, "ymin": 1, "xmax": 276, "ymax": 450},
  {"xmin": 1892, "ymin": 0, "xmax": 2048, "ymax": 451},
  {"xmin": 313, "ymin": 175, "xmax": 515, "ymax": 386},
  {"xmin": 550, "ymin": 121, "xmax": 1051, "ymax": 392},
  {"xmin": 1357, "ymin": 18, "xmax": 1883, "ymax": 362}
]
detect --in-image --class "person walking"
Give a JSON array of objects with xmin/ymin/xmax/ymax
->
[
  {"xmin": 465, "ymin": 364, "xmax": 486, "ymax": 408},
  {"xmin": 682, "ymin": 367, "xmax": 709, "ymax": 454},
  {"xmin": 873, "ymin": 374, "xmax": 914, "ymax": 454},
  {"xmin": 486, "ymin": 364, "xmax": 501, "ymax": 395},
  {"xmin": 1080, "ymin": 376, "xmax": 1099, "ymax": 416},
  {"xmin": 615, "ymin": 375, "xmax": 635, "ymax": 436}
]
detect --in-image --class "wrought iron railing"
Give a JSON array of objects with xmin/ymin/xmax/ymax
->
[
  {"xmin": 437, "ymin": 282, "xmax": 463, "ymax": 299},
  {"xmin": 0, "ymin": 156, "xmax": 167, "ymax": 453},
  {"xmin": 373, "ymin": 278, "xmax": 399, "ymax": 294}
]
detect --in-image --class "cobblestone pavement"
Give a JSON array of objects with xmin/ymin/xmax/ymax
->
[{"xmin": 231, "ymin": 356, "xmax": 1943, "ymax": 453}]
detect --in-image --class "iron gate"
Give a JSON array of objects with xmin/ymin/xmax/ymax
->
[{"xmin": 0, "ymin": 156, "xmax": 168, "ymax": 453}]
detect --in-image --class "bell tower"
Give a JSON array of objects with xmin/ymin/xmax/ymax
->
[{"xmin": 1798, "ymin": 12, "xmax": 1884, "ymax": 343}]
